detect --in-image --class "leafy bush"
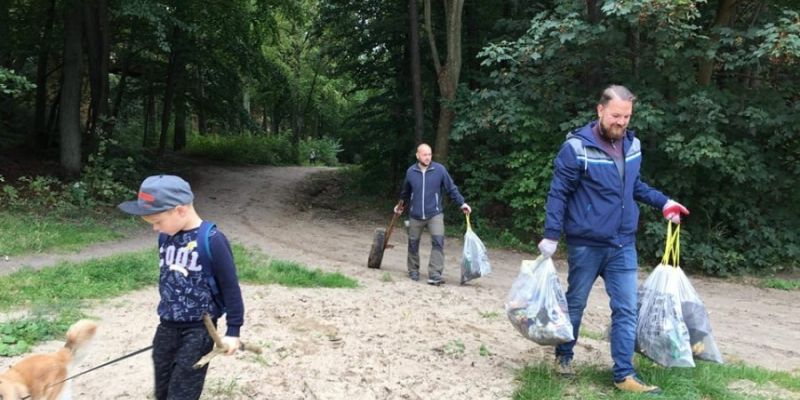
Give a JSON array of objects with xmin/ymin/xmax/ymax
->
[
  {"xmin": 184, "ymin": 132, "xmax": 293, "ymax": 165},
  {"xmin": 299, "ymin": 136, "xmax": 342, "ymax": 166},
  {"xmin": 451, "ymin": 4, "xmax": 800, "ymax": 276}
]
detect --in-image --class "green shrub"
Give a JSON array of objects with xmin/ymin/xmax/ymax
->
[
  {"xmin": 299, "ymin": 136, "xmax": 343, "ymax": 166},
  {"xmin": 185, "ymin": 132, "xmax": 293, "ymax": 165}
]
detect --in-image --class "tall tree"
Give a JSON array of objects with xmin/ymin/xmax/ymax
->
[
  {"xmin": 83, "ymin": 0, "xmax": 111, "ymax": 136},
  {"xmin": 423, "ymin": 0, "xmax": 464, "ymax": 164},
  {"xmin": 409, "ymin": 0, "xmax": 424, "ymax": 144},
  {"xmin": 59, "ymin": 0, "xmax": 84, "ymax": 177},
  {"xmin": 34, "ymin": 0, "xmax": 57, "ymax": 148}
]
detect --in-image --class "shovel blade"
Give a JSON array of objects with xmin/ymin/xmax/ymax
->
[{"xmin": 367, "ymin": 228, "xmax": 386, "ymax": 269}]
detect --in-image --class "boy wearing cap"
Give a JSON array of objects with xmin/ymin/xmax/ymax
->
[{"xmin": 118, "ymin": 175, "xmax": 244, "ymax": 400}]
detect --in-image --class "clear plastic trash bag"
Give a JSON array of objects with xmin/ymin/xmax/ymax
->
[
  {"xmin": 505, "ymin": 257, "xmax": 574, "ymax": 345},
  {"xmin": 637, "ymin": 223, "xmax": 724, "ymax": 367},
  {"xmin": 460, "ymin": 215, "xmax": 491, "ymax": 284}
]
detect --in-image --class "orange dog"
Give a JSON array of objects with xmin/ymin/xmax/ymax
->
[{"xmin": 0, "ymin": 319, "xmax": 97, "ymax": 400}]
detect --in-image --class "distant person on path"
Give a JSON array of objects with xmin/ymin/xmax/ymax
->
[
  {"xmin": 538, "ymin": 85, "xmax": 689, "ymax": 394},
  {"xmin": 394, "ymin": 143, "xmax": 471, "ymax": 285},
  {"xmin": 118, "ymin": 175, "xmax": 245, "ymax": 400},
  {"xmin": 309, "ymin": 150, "xmax": 318, "ymax": 165}
]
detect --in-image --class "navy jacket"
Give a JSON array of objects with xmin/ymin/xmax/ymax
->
[
  {"xmin": 543, "ymin": 121, "xmax": 669, "ymax": 247},
  {"xmin": 399, "ymin": 161, "xmax": 466, "ymax": 220}
]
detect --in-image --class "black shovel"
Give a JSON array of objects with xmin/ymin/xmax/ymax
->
[{"xmin": 367, "ymin": 203, "xmax": 402, "ymax": 269}]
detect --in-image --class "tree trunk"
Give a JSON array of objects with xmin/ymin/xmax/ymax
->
[
  {"xmin": 59, "ymin": 0, "xmax": 83, "ymax": 178},
  {"xmin": 83, "ymin": 0, "xmax": 110, "ymax": 137},
  {"xmin": 173, "ymin": 89, "xmax": 186, "ymax": 150},
  {"xmin": 262, "ymin": 102, "xmax": 268, "ymax": 132},
  {"xmin": 34, "ymin": 0, "xmax": 57, "ymax": 148},
  {"xmin": 0, "ymin": 0, "xmax": 9, "ymax": 68},
  {"xmin": 143, "ymin": 84, "xmax": 155, "ymax": 147},
  {"xmin": 423, "ymin": 0, "xmax": 464, "ymax": 165},
  {"xmin": 158, "ymin": 26, "xmax": 182, "ymax": 156},
  {"xmin": 196, "ymin": 68, "xmax": 207, "ymax": 134},
  {"xmin": 408, "ymin": 0, "xmax": 424, "ymax": 144},
  {"xmin": 271, "ymin": 102, "xmax": 281, "ymax": 135},
  {"xmin": 108, "ymin": 55, "xmax": 128, "ymax": 132},
  {"xmin": 697, "ymin": 0, "xmax": 736, "ymax": 86}
]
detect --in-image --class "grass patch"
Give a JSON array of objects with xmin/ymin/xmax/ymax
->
[
  {"xmin": 762, "ymin": 278, "xmax": 800, "ymax": 291},
  {"xmin": 236, "ymin": 248, "xmax": 358, "ymax": 288},
  {"xmin": 0, "ymin": 307, "xmax": 89, "ymax": 356},
  {"xmin": 0, "ymin": 250, "xmax": 157, "ymax": 311},
  {"xmin": 579, "ymin": 328, "xmax": 605, "ymax": 341},
  {"xmin": 0, "ymin": 245, "xmax": 356, "ymax": 312},
  {"xmin": 514, "ymin": 356, "xmax": 800, "ymax": 400},
  {"xmin": 0, "ymin": 211, "xmax": 138, "ymax": 256}
]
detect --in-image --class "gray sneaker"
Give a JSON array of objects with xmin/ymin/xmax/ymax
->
[
  {"xmin": 409, "ymin": 271, "xmax": 420, "ymax": 281},
  {"xmin": 427, "ymin": 275, "xmax": 445, "ymax": 286},
  {"xmin": 555, "ymin": 356, "xmax": 575, "ymax": 377}
]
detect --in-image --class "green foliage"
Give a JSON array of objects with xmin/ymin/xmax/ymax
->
[
  {"xmin": 0, "ymin": 67, "xmax": 35, "ymax": 96},
  {"xmin": 184, "ymin": 133, "xmax": 293, "ymax": 165},
  {"xmin": 237, "ymin": 255, "xmax": 358, "ymax": 289},
  {"xmin": 454, "ymin": 1, "xmax": 800, "ymax": 276},
  {"xmin": 298, "ymin": 136, "xmax": 343, "ymax": 166},
  {"xmin": 479, "ymin": 344, "xmax": 493, "ymax": 357},
  {"xmin": 762, "ymin": 278, "xmax": 800, "ymax": 291},
  {"xmin": 0, "ymin": 211, "xmax": 134, "ymax": 256},
  {"xmin": 0, "ymin": 138, "xmax": 141, "ymax": 215},
  {"xmin": 0, "ymin": 309, "xmax": 88, "ymax": 357},
  {"xmin": 0, "ymin": 251, "xmax": 157, "ymax": 311}
]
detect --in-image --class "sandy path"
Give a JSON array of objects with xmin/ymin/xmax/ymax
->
[{"xmin": 2, "ymin": 165, "xmax": 798, "ymax": 399}]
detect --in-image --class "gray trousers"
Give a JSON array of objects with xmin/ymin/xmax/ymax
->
[{"xmin": 407, "ymin": 213, "xmax": 445, "ymax": 277}]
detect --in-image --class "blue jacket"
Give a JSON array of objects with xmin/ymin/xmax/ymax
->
[
  {"xmin": 399, "ymin": 161, "xmax": 466, "ymax": 220},
  {"xmin": 543, "ymin": 121, "xmax": 669, "ymax": 247}
]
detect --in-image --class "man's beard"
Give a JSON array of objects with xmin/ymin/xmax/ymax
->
[{"xmin": 599, "ymin": 119, "xmax": 625, "ymax": 141}]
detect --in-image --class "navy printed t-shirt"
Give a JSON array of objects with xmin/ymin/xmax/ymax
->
[{"xmin": 157, "ymin": 225, "xmax": 244, "ymax": 337}]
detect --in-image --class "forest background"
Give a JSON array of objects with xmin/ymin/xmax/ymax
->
[{"xmin": 1, "ymin": 0, "xmax": 798, "ymax": 277}]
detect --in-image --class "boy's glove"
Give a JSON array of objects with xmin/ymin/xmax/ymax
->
[
  {"xmin": 221, "ymin": 336, "xmax": 241, "ymax": 356},
  {"xmin": 460, "ymin": 203, "xmax": 472, "ymax": 214},
  {"xmin": 393, "ymin": 201, "xmax": 404, "ymax": 215},
  {"xmin": 663, "ymin": 200, "xmax": 690, "ymax": 224},
  {"xmin": 538, "ymin": 238, "xmax": 558, "ymax": 259}
]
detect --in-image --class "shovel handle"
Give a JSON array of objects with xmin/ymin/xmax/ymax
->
[{"xmin": 382, "ymin": 212, "xmax": 400, "ymax": 250}]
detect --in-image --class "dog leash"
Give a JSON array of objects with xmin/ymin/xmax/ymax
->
[{"xmin": 20, "ymin": 344, "xmax": 153, "ymax": 400}]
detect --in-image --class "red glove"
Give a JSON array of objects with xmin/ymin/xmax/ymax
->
[{"xmin": 663, "ymin": 200, "xmax": 689, "ymax": 224}]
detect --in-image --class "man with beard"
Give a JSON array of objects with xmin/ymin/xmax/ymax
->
[
  {"xmin": 538, "ymin": 85, "xmax": 689, "ymax": 394},
  {"xmin": 395, "ymin": 143, "xmax": 471, "ymax": 285}
]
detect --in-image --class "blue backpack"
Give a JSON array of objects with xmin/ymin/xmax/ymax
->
[{"xmin": 158, "ymin": 220, "xmax": 225, "ymax": 312}]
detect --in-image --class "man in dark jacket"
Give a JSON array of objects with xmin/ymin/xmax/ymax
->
[
  {"xmin": 395, "ymin": 143, "xmax": 471, "ymax": 285},
  {"xmin": 538, "ymin": 85, "xmax": 689, "ymax": 394}
]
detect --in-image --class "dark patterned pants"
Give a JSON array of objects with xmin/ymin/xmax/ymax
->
[{"xmin": 152, "ymin": 324, "xmax": 215, "ymax": 400}]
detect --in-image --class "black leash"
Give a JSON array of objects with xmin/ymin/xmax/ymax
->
[{"xmin": 20, "ymin": 345, "xmax": 153, "ymax": 400}]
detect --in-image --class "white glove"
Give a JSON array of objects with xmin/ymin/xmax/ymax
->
[
  {"xmin": 662, "ymin": 199, "xmax": 690, "ymax": 224},
  {"xmin": 221, "ymin": 336, "xmax": 241, "ymax": 356},
  {"xmin": 460, "ymin": 203, "xmax": 472, "ymax": 214},
  {"xmin": 393, "ymin": 204, "xmax": 404, "ymax": 214},
  {"xmin": 538, "ymin": 238, "xmax": 558, "ymax": 259}
]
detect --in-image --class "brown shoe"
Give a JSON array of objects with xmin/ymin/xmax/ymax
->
[
  {"xmin": 614, "ymin": 375, "xmax": 662, "ymax": 394},
  {"xmin": 554, "ymin": 356, "xmax": 575, "ymax": 377}
]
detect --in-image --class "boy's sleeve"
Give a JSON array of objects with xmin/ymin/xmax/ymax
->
[{"xmin": 209, "ymin": 231, "xmax": 244, "ymax": 337}]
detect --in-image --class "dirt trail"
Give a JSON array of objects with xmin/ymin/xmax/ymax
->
[{"xmin": 2, "ymin": 165, "xmax": 798, "ymax": 399}]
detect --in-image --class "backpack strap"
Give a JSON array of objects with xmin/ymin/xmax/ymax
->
[{"xmin": 197, "ymin": 220, "xmax": 226, "ymax": 313}]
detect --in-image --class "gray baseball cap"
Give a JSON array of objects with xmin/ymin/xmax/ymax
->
[{"xmin": 118, "ymin": 175, "xmax": 195, "ymax": 216}]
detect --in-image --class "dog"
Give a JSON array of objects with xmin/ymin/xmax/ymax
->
[{"xmin": 0, "ymin": 319, "xmax": 97, "ymax": 400}]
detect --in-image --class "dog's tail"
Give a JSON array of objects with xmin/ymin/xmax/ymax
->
[{"xmin": 63, "ymin": 319, "xmax": 97, "ymax": 363}]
